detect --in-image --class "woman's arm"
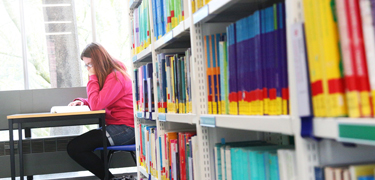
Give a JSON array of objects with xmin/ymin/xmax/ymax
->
[{"xmin": 86, "ymin": 72, "xmax": 124, "ymax": 110}]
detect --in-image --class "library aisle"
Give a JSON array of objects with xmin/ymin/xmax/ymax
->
[{"xmin": 128, "ymin": 0, "xmax": 375, "ymax": 180}]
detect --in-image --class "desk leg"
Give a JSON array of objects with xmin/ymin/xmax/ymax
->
[
  {"xmin": 100, "ymin": 115, "xmax": 108, "ymax": 180},
  {"xmin": 9, "ymin": 120, "xmax": 15, "ymax": 180},
  {"xmin": 18, "ymin": 123, "xmax": 24, "ymax": 180}
]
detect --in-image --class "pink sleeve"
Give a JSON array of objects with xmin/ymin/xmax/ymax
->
[
  {"xmin": 73, "ymin": 98, "xmax": 89, "ymax": 106},
  {"xmin": 86, "ymin": 74, "xmax": 123, "ymax": 110}
]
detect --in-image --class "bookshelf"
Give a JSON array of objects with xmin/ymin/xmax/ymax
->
[
  {"xmin": 132, "ymin": 46, "xmax": 152, "ymax": 63},
  {"xmin": 314, "ymin": 118, "xmax": 375, "ymax": 146},
  {"xmin": 128, "ymin": 0, "xmax": 375, "ymax": 179},
  {"xmin": 200, "ymin": 115, "xmax": 294, "ymax": 135}
]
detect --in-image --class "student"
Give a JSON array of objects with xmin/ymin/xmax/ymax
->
[{"xmin": 67, "ymin": 42, "xmax": 135, "ymax": 180}]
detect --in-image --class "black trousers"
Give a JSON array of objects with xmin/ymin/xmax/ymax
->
[{"xmin": 67, "ymin": 129, "xmax": 114, "ymax": 180}]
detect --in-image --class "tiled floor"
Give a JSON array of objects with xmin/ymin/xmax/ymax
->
[{"xmin": 0, "ymin": 167, "xmax": 137, "ymax": 180}]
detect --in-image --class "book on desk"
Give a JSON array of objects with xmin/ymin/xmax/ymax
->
[{"xmin": 50, "ymin": 105, "xmax": 91, "ymax": 113}]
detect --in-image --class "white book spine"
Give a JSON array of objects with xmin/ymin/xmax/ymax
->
[
  {"xmin": 188, "ymin": 158, "xmax": 193, "ymax": 180},
  {"xmin": 343, "ymin": 169, "xmax": 350, "ymax": 180},
  {"xmin": 288, "ymin": 150, "xmax": 297, "ymax": 180},
  {"xmin": 290, "ymin": 23, "xmax": 312, "ymax": 117},
  {"xmin": 220, "ymin": 146, "xmax": 226, "ymax": 180},
  {"xmin": 324, "ymin": 167, "xmax": 334, "ymax": 180},
  {"xmin": 214, "ymin": 147, "xmax": 220, "ymax": 180},
  {"xmin": 225, "ymin": 146, "xmax": 232, "ymax": 180},
  {"xmin": 277, "ymin": 150, "xmax": 287, "ymax": 180}
]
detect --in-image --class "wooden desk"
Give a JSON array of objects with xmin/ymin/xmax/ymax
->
[{"xmin": 7, "ymin": 110, "xmax": 109, "ymax": 180}]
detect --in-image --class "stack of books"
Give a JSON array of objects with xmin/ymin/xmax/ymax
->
[
  {"xmin": 150, "ymin": 0, "xmax": 190, "ymax": 40},
  {"xmin": 214, "ymin": 141, "xmax": 297, "ymax": 180},
  {"xmin": 131, "ymin": 0, "xmax": 151, "ymax": 56},
  {"xmin": 293, "ymin": 0, "xmax": 375, "ymax": 118},
  {"xmin": 155, "ymin": 49, "xmax": 193, "ymax": 114},
  {"xmin": 315, "ymin": 163, "xmax": 375, "ymax": 180},
  {"xmin": 191, "ymin": 0, "xmax": 211, "ymax": 13},
  {"xmin": 137, "ymin": 124, "xmax": 199, "ymax": 180},
  {"xmin": 134, "ymin": 63, "xmax": 154, "ymax": 119},
  {"xmin": 205, "ymin": 1, "xmax": 289, "ymax": 116}
]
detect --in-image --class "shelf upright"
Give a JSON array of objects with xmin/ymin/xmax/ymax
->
[
  {"xmin": 127, "ymin": 4, "xmax": 142, "ymax": 180},
  {"xmin": 286, "ymin": 0, "xmax": 320, "ymax": 179},
  {"xmin": 189, "ymin": 8, "xmax": 211, "ymax": 180},
  {"xmin": 146, "ymin": 0, "xmax": 164, "ymax": 179}
]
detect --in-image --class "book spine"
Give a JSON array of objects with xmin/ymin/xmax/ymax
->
[
  {"xmin": 361, "ymin": 0, "xmax": 375, "ymax": 117},
  {"xmin": 254, "ymin": 10, "xmax": 263, "ymax": 115},
  {"xmin": 210, "ymin": 35, "xmax": 218, "ymax": 114},
  {"xmin": 166, "ymin": 56, "xmax": 172, "ymax": 113},
  {"xmin": 280, "ymin": 2, "xmax": 289, "ymax": 115},
  {"xmin": 275, "ymin": 3, "xmax": 283, "ymax": 116},
  {"xmin": 236, "ymin": 19, "xmax": 245, "ymax": 115},
  {"xmin": 335, "ymin": 0, "xmax": 360, "ymax": 117},
  {"xmin": 205, "ymin": 36, "xmax": 213, "ymax": 114},
  {"xmin": 303, "ymin": 0, "xmax": 324, "ymax": 117},
  {"xmin": 227, "ymin": 24, "xmax": 238, "ymax": 115},
  {"xmin": 219, "ymin": 41, "xmax": 226, "ymax": 114},
  {"xmin": 215, "ymin": 34, "xmax": 222, "ymax": 115},
  {"xmin": 182, "ymin": 56, "xmax": 187, "ymax": 113},
  {"xmin": 347, "ymin": 0, "xmax": 373, "ymax": 117},
  {"xmin": 246, "ymin": 16, "xmax": 253, "ymax": 115},
  {"xmin": 320, "ymin": 0, "xmax": 347, "ymax": 117},
  {"xmin": 172, "ymin": 56, "xmax": 178, "ymax": 113}
]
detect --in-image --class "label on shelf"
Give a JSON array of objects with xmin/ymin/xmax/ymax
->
[
  {"xmin": 193, "ymin": 5, "xmax": 209, "ymax": 24},
  {"xmin": 132, "ymin": 55, "xmax": 137, "ymax": 62},
  {"xmin": 338, "ymin": 122, "xmax": 375, "ymax": 145},
  {"xmin": 159, "ymin": 113, "xmax": 166, "ymax": 121},
  {"xmin": 200, "ymin": 115, "xmax": 216, "ymax": 127},
  {"xmin": 137, "ymin": 112, "xmax": 143, "ymax": 118}
]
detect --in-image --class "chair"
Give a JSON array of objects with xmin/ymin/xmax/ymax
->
[{"xmin": 94, "ymin": 144, "xmax": 137, "ymax": 168}]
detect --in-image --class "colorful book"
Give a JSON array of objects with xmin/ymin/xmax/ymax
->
[
  {"xmin": 227, "ymin": 23, "xmax": 239, "ymax": 115},
  {"xmin": 360, "ymin": 0, "xmax": 375, "ymax": 117}
]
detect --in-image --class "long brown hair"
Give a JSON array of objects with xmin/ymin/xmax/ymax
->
[{"xmin": 81, "ymin": 42, "xmax": 130, "ymax": 90}]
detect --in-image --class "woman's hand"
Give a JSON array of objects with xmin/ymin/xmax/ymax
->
[
  {"xmin": 88, "ymin": 66, "xmax": 95, "ymax": 76},
  {"xmin": 68, "ymin": 100, "xmax": 84, "ymax": 106}
]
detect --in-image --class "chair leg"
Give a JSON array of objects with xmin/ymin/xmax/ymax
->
[
  {"xmin": 130, "ymin": 151, "xmax": 137, "ymax": 165},
  {"xmin": 107, "ymin": 150, "xmax": 115, "ymax": 167}
]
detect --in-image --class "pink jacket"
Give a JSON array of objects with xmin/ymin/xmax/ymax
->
[{"xmin": 75, "ymin": 66, "xmax": 134, "ymax": 128}]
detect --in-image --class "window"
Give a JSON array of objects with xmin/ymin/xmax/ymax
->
[
  {"xmin": 0, "ymin": 0, "xmax": 131, "ymax": 140},
  {"xmin": 0, "ymin": 0, "xmax": 130, "ymax": 90},
  {"xmin": 0, "ymin": 0, "xmax": 24, "ymax": 91}
]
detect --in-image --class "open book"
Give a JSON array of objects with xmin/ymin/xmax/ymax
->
[{"xmin": 50, "ymin": 105, "xmax": 91, "ymax": 113}]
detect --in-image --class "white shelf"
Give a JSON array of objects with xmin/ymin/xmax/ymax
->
[
  {"xmin": 133, "ymin": 46, "xmax": 152, "ymax": 63},
  {"xmin": 200, "ymin": 115, "xmax": 294, "ymax": 135},
  {"xmin": 193, "ymin": 0, "xmax": 255, "ymax": 24},
  {"xmin": 154, "ymin": 19, "xmax": 191, "ymax": 50},
  {"xmin": 158, "ymin": 113, "xmax": 198, "ymax": 124},
  {"xmin": 139, "ymin": 166, "xmax": 148, "ymax": 178},
  {"xmin": 313, "ymin": 117, "xmax": 339, "ymax": 139},
  {"xmin": 314, "ymin": 117, "xmax": 375, "ymax": 146}
]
